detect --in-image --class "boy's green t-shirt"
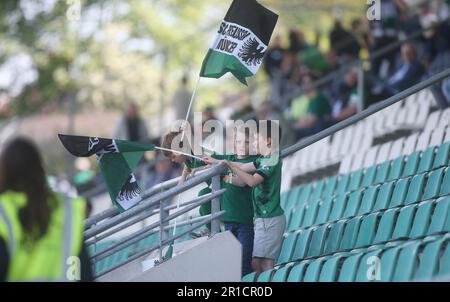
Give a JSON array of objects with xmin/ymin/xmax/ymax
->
[
  {"xmin": 252, "ymin": 153, "xmax": 284, "ymax": 219},
  {"xmin": 220, "ymin": 155, "xmax": 256, "ymax": 224},
  {"xmin": 184, "ymin": 153, "xmax": 255, "ymax": 224}
]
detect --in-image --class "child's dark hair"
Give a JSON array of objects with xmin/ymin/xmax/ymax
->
[{"xmin": 256, "ymin": 120, "xmax": 282, "ymax": 141}]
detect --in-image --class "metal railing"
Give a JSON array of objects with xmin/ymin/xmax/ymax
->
[{"xmin": 84, "ymin": 71, "xmax": 450, "ymax": 280}]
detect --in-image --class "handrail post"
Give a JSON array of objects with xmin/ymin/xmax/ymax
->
[
  {"xmin": 159, "ymin": 199, "xmax": 170, "ymax": 262},
  {"xmin": 357, "ymin": 61, "xmax": 365, "ymax": 112},
  {"xmin": 210, "ymin": 175, "xmax": 221, "ymax": 234}
]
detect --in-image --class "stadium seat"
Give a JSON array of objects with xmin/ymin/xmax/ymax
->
[
  {"xmin": 338, "ymin": 253, "xmax": 363, "ymax": 282},
  {"xmin": 257, "ymin": 269, "xmax": 274, "ymax": 282},
  {"xmin": 242, "ymin": 272, "xmax": 256, "ymax": 282},
  {"xmin": 286, "ymin": 262, "xmax": 309, "ymax": 282}
]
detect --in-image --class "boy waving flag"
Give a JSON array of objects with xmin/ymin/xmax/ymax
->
[{"xmin": 200, "ymin": 0, "xmax": 278, "ymax": 85}]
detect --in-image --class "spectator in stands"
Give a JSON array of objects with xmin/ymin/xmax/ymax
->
[
  {"xmin": 206, "ymin": 121, "xmax": 284, "ymax": 278},
  {"xmin": 331, "ymin": 68, "xmax": 361, "ymax": 123},
  {"xmin": 384, "ymin": 42, "xmax": 425, "ymax": 95},
  {"xmin": 288, "ymin": 29, "xmax": 308, "ymax": 55},
  {"xmin": 171, "ymin": 74, "xmax": 193, "ymax": 124},
  {"xmin": 0, "ymin": 137, "xmax": 92, "ymax": 281},
  {"xmin": 292, "ymin": 74, "xmax": 332, "ymax": 140},
  {"xmin": 368, "ymin": 0, "xmax": 400, "ymax": 79},
  {"xmin": 264, "ymin": 35, "xmax": 285, "ymax": 79},
  {"xmin": 257, "ymin": 101, "xmax": 296, "ymax": 149},
  {"xmin": 329, "ymin": 20, "xmax": 361, "ymax": 60},
  {"xmin": 202, "ymin": 126, "xmax": 258, "ymax": 276},
  {"xmin": 114, "ymin": 102, "xmax": 149, "ymax": 143}
]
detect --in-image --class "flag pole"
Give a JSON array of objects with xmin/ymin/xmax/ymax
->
[
  {"xmin": 180, "ymin": 75, "xmax": 201, "ymax": 142},
  {"xmin": 154, "ymin": 146, "xmax": 204, "ymax": 162}
]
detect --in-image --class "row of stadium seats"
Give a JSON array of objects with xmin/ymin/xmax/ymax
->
[
  {"xmin": 243, "ymin": 126, "xmax": 450, "ymax": 281},
  {"xmin": 282, "ymin": 91, "xmax": 439, "ymax": 181},
  {"xmin": 244, "ymin": 233, "xmax": 450, "ymax": 282}
]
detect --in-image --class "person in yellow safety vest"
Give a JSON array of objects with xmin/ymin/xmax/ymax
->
[{"xmin": 0, "ymin": 137, "xmax": 93, "ymax": 281}]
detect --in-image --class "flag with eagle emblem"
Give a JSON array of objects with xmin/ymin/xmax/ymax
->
[
  {"xmin": 58, "ymin": 134, "xmax": 154, "ymax": 212},
  {"xmin": 199, "ymin": 0, "xmax": 278, "ymax": 85}
]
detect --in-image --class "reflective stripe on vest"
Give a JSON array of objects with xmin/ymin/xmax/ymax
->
[
  {"xmin": 0, "ymin": 203, "xmax": 15, "ymax": 256},
  {"xmin": 0, "ymin": 192, "xmax": 85, "ymax": 281}
]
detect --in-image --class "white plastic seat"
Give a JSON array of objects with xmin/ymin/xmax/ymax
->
[
  {"xmin": 375, "ymin": 142, "xmax": 392, "ymax": 164},
  {"xmin": 429, "ymin": 128, "xmax": 445, "ymax": 147},
  {"xmin": 423, "ymin": 110, "xmax": 441, "ymax": 133},
  {"xmin": 339, "ymin": 154, "xmax": 353, "ymax": 174},
  {"xmin": 415, "ymin": 131, "xmax": 432, "ymax": 151},
  {"xmin": 388, "ymin": 138, "xmax": 405, "ymax": 160},
  {"xmin": 350, "ymin": 150, "xmax": 366, "ymax": 172},
  {"xmin": 402, "ymin": 133, "xmax": 419, "ymax": 155},
  {"xmin": 363, "ymin": 145, "xmax": 380, "ymax": 168},
  {"xmin": 439, "ymin": 108, "xmax": 450, "ymax": 128}
]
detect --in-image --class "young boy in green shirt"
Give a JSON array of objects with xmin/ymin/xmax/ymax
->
[{"xmin": 204, "ymin": 120, "xmax": 285, "ymax": 277}]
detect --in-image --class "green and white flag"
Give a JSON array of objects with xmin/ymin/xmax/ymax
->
[
  {"xmin": 58, "ymin": 134, "xmax": 154, "ymax": 212},
  {"xmin": 200, "ymin": 0, "xmax": 278, "ymax": 85}
]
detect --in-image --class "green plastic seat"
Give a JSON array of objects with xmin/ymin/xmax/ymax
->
[
  {"xmin": 372, "ymin": 181, "xmax": 395, "ymax": 211},
  {"xmin": 291, "ymin": 228, "xmax": 314, "ymax": 260},
  {"xmin": 287, "ymin": 203, "xmax": 306, "ymax": 231},
  {"xmin": 285, "ymin": 186, "xmax": 301, "ymax": 211},
  {"xmin": 355, "ymin": 213, "xmax": 380, "ymax": 248},
  {"xmin": 432, "ymin": 142, "xmax": 450, "ymax": 169},
  {"xmin": 414, "ymin": 237, "xmax": 446, "ymax": 281},
  {"xmin": 402, "ymin": 151, "xmax": 420, "ymax": 177},
  {"xmin": 423, "ymin": 168, "xmax": 445, "ymax": 200},
  {"xmin": 374, "ymin": 161, "xmax": 390, "ymax": 184},
  {"xmin": 389, "ymin": 178, "xmax": 411, "ymax": 208},
  {"xmin": 298, "ymin": 184, "xmax": 313, "ymax": 208},
  {"xmin": 335, "ymin": 174, "xmax": 350, "ymax": 196},
  {"xmin": 303, "ymin": 257, "xmax": 328, "ymax": 282},
  {"xmin": 338, "ymin": 253, "xmax": 364, "ymax": 282},
  {"xmin": 438, "ymin": 241, "xmax": 450, "ymax": 278},
  {"xmin": 277, "ymin": 231, "xmax": 299, "ymax": 264},
  {"xmin": 307, "ymin": 224, "xmax": 330, "ymax": 257},
  {"xmin": 315, "ymin": 196, "xmax": 334, "ymax": 224},
  {"xmin": 388, "ymin": 155, "xmax": 405, "ymax": 181},
  {"xmin": 323, "ymin": 220, "xmax": 346, "ymax": 254},
  {"xmin": 404, "ymin": 174, "xmax": 426, "ymax": 205},
  {"xmin": 392, "ymin": 241, "xmax": 422, "ymax": 282},
  {"xmin": 339, "ymin": 217, "xmax": 362, "ymax": 250},
  {"xmin": 271, "ymin": 264, "xmax": 294, "ymax": 282},
  {"xmin": 310, "ymin": 180, "xmax": 325, "ymax": 202},
  {"xmin": 280, "ymin": 191, "xmax": 290, "ymax": 210},
  {"xmin": 428, "ymin": 197, "xmax": 450, "ymax": 234},
  {"xmin": 355, "ymin": 250, "xmax": 383, "ymax": 282},
  {"xmin": 242, "ymin": 272, "xmax": 256, "ymax": 282},
  {"xmin": 348, "ymin": 169, "xmax": 363, "ymax": 192},
  {"xmin": 391, "ymin": 204, "xmax": 417, "ymax": 240},
  {"xmin": 323, "ymin": 176, "xmax": 338, "ymax": 198},
  {"xmin": 257, "ymin": 269, "xmax": 274, "ymax": 282},
  {"xmin": 343, "ymin": 190, "xmax": 363, "ymax": 218},
  {"xmin": 373, "ymin": 208, "xmax": 399, "ymax": 244},
  {"xmin": 286, "ymin": 262, "xmax": 309, "ymax": 282},
  {"xmin": 328, "ymin": 194, "xmax": 348, "ymax": 221},
  {"xmin": 361, "ymin": 166, "xmax": 377, "ymax": 188},
  {"xmin": 380, "ymin": 246, "xmax": 402, "ymax": 281},
  {"xmin": 417, "ymin": 146, "xmax": 436, "ymax": 174},
  {"xmin": 409, "ymin": 200, "xmax": 434, "ymax": 238},
  {"xmin": 439, "ymin": 167, "xmax": 450, "ymax": 196},
  {"xmin": 318, "ymin": 254, "xmax": 347, "ymax": 282},
  {"xmin": 301, "ymin": 199, "xmax": 321, "ymax": 228},
  {"xmin": 358, "ymin": 185, "xmax": 379, "ymax": 215}
]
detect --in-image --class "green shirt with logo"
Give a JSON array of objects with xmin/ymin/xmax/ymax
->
[{"xmin": 252, "ymin": 153, "xmax": 284, "ymax": 218}]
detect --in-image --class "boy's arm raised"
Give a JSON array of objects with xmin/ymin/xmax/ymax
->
[{"xmin": 225, "ymin": 161, "xmax": 263, "ymax": 188}]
